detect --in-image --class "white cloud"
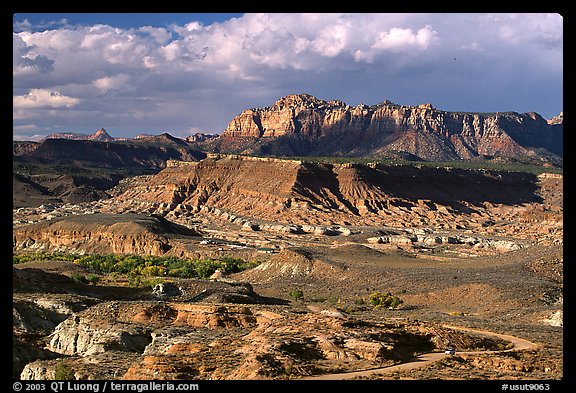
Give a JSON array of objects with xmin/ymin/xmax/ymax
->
[
  {"xmin": 93, "ymin": 74, "xmax": 131, "ymax": 93},
  {"xmin": 478, "ymin": 13, "xmax": 562, "ymax": 49},
  {"xmin": 461, "ymin": 42, "xmax": 482, "ymax": 51},
  {"xmin": 372, "ymin": 25, "xmax": 437, "ymax": 51},
  {"xmin": 13, "ymin": 34, "xmax": 54, "ymax": 75},
  {"xmin": 136, "ymin": 26, "xmax": 172, "ymax": 44},
  {"xmin": 12, "ymin": 13, "xmax": 563, "ymax": 139},
  {"xmin": 14, "ymin": 89, "xmax": 80, "ymax": 109}
]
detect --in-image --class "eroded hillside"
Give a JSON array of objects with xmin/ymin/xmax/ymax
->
[
  {"xmin": 13, "ymin": 154, "xmax": 563, "ymax": 381},
  {"xmin": 102, "ymin": 155, "xmax": 562, "ymax": 243}
]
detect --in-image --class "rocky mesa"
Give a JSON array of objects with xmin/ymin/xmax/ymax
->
[
  {"xmin": 212, "ymin": 94, "xmax": 562, "ymax": 161},
  {"xmin": 100, "ymin": 154, "xmax": 561, "ymax": 243}
]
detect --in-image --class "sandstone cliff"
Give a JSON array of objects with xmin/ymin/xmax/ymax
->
[
  {"xmin": 216, "ymin": 94, "xmax": 562, "ymax": 161},
  {"xmin": 104, "ymin": 155, "xmax": 561, "ymax": 243}
]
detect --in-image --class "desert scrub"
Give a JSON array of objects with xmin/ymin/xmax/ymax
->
[
  {"xmin": 13, "ymin": 251, "xmax": 76, "ymax": 264},
  {"xmin": 53, "ymin": 362, "xmax": 75, "ymax": 380},
  {"xmin": 288, "ymin": 289, "xmax": 304, "ymax": 301},
  {"xmin": 369, "ymin": 291, "xmax": 403, "ymax": 309},
  {"xmin": 70, "ymin": 273, "xmax": 89, "ymax": 284}
]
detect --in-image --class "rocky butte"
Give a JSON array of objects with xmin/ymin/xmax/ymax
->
[{"xmin": 211, "ymin": 94, "xmax": 562, "ymax": 161}]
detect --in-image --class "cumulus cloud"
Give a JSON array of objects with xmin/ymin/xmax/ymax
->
[
  {"xmin": 12, "ymin": 13, "xmax": 563, "ymax": 140},
  {"xmin": 93, "ymin": 74, "xmax": 131, "ymax": 93},
  {"xmin": 14, "ymin": 89, "xmax": 80, "ymax": 109},
  {"xmin": 372, "ymin": 25, "xmax": 437, "ymax": 51},
  {"xmin": 13, "ymin": 34, "xmax": 54, "ymax": 75}
]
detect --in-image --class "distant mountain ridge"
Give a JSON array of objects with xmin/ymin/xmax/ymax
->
[
  {"xmin": 21, "ymin": 94, "xmax": 562, "ymax": 164},
  {"xmin": 13, "ymin": 130, "xmax": 207, "ymax": 207},
  {"xmin": 211, "ymin": 94, "xmax": 562, "ymax": 162},
  {"xmin": 43, "ymin": 128, "xmax": 115, "ymax": 142}
]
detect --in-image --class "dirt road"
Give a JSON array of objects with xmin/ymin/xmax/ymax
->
[{"xmin": 302, "ymin": 324, "xmax": 539, "ymax": 380}]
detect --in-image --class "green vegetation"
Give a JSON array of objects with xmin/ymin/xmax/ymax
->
[
  {"xmin": 288, "ymin": 289, "xmax": 304, "ymax": 302},
  {"xmin": 266, "ymin": 155, "xmax": 562, "ymax": 175},
  {"xmin": 53, "ymin": 362, "xmax": 75, "ymax": 380},
  {"xmin": 369, "ymin": 291, "xmax": 403, "ymax": 309},
  {"xmin": 13, "ymin": 252, "xmax": 261, "ymax": 284},
  {"xmin": 70, "ymin": 272, "xmax": 101, "ymax": 285}
]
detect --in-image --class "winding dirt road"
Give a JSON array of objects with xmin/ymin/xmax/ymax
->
[{"xmin": 302, "ymin": 324, "xmax": 539, "ymax": 380}]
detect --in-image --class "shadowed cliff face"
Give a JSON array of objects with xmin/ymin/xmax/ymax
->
[
  {"xmin": 337, "ymin": 164, "xmax": 541, "ymax": 207},
  {"xmin": 217, "ymin": 94, "xmax": 562, "ymax": 160}
]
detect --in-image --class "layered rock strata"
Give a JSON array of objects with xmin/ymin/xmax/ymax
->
[
  {"xmin": 104, "ymin": 155, "xmax": 561, "ymax": 243},
  {"xmin": 218, "ymin": 94, "xmax": 562, "ymax": 160}
]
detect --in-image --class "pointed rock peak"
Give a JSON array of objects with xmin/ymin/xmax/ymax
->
[
  {"xmin": 547, "ymin": 112, "xmax": 563, "ymax": 125},
  {"xmin": 282, "ymin": 93, "xmax": 316, "ymax": 102},
  {"xmin": 90, "ymin": 128, "xmax": 114, "ymax": 141}
]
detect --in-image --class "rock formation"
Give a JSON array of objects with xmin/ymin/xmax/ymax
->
[
  {"xmin": 214, "ymin": 94, "xmax": 562, "ymax": 161},
  {"xmin": 43, "ymin": 128, "xmax": 115, "ymax": 142},
  {"xmin": 13, "ymin": 213, "xmax": 201, "ymax": 256},
  {"xmin": 104, "ymin": 155, "xmax": 560, "ymax": 240},
  {"xmin": 13, "ymin": 133, "xmax": 207, "ymax": 208}
]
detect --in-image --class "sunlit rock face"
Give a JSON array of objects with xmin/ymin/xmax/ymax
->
[{"xmin": 220, "ymin": 94, "xmax": 562, "ymax": 160}]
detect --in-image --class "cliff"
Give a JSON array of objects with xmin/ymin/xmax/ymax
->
[
  {"xmin": 106, "ymin": 155, "xmax": 561, "ymax": 240},
  {"xmin": 216, "ymin": 94, "xmax": 562, "ymax": 161}
]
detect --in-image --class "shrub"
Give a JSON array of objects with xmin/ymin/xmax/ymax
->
[
  {"xmin": 70, "ymin": 273, "xmax": 89, "ymax": 284},
  {"xmin": 128, "ymin": 274, "xmax": 143, "ymax": 288},
  {"xmin": 54, "ymin": 362, "xmax": 75, "ymax": 380},
  {"xmin": 167, "ymin": 266, "xmax": 195, "ymax": 278},
  {"xmin": 389, "ymin": 295, "xmax": 403, "ymax": 309},
  {"xmin": 288, "ymin": 289, "xmax": 304, "ymax": 301},
  {"xmin": 12, "ymin": 252, "xmax": 261, "ymax": 281},
  {"xmin": 140, "ymin": 265, "xmax": 166, "ymax": 277},
  {"xmin": 85, "ymin": 274, "xmax": 100, "ymax": 285},
  {"xmin": 194, "ymin": 259, "xmax": 220, "ymax": 279},
  {"xmin": 369, "ymin": 291, "xmax": 403, "ymax": 309},
  {"xmin": 142, "ymin": 277, "xmax": 165, "ymax": 289}
]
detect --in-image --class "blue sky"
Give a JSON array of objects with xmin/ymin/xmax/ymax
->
[
  {"xmin": 13, "ymin": 13, "xmax": 563, "ymax": 141},
  {"xmin": 13, "ymin": 13, "xmax": 244, "ymax": 32}
]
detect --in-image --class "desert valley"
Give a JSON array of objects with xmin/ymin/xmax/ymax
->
[{"xmin": 13, "ymin": 94, "xmax": 563, "ymax": 382}]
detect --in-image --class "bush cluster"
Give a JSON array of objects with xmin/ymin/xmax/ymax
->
[
  {"xmin": 369, "ymin": 291, "xmax": 403, "ymax": 309},
  {"xmin": 13, "ymin": 252, "xmax": 260, "ymax": 280}
]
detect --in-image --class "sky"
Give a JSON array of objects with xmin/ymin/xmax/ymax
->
[{"xmin": 13, "ymin": 13, "xmax": 563, "ymax": 141}]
